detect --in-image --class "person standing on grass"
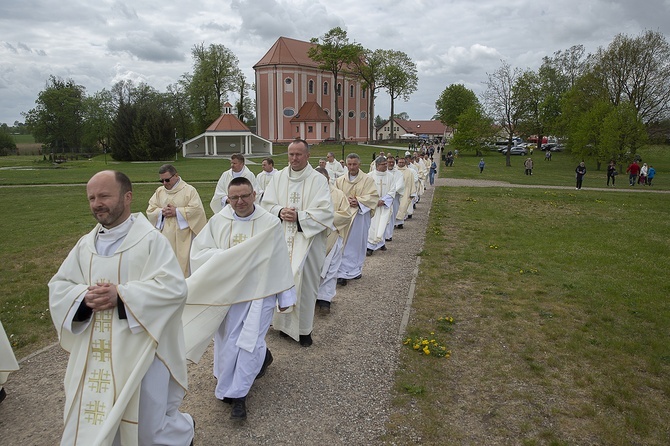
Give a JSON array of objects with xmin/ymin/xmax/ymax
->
[
  {"xmin": 479, "ymin": 158, "xmax": 485, "ymax": 173},
  {"xmin": 575, "ymin": 162, "xmax": 586, "ymax": 190},
  {"xmin": 626, "ymin": 160, "xmax": 640, "ymax": 186},
  {"xmin": 607, "ymin": 160, "xmax": 617, "ymax": 186},
  {"xmin": 429, "ymin": 157, "xmax": 437, "ymax": 185},
  {"xmin": 639, "ymin": 163, "xmax": 648, "ymax": 185},
  {"xmin": 647, "ymin": 165, "xmax": 656, "ymax": 186},
  {"xmin": 524, "ymin": 157, "xmax": 534, "ymax": 175}
]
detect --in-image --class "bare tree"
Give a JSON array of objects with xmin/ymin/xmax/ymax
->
[{"xmin": 484, "ymin": 60, "xmax": 522, "ymax": 166}]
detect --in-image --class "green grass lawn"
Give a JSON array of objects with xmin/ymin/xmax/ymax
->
[
  {"xmin": 438, "ymin": 145, "xmax": 669, "ymax": 190},
  {"xmin": 385, "ymin": 185, "xmax": 670, "ymax": 445}
]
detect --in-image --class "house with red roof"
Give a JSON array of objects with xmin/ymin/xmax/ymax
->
[
  {"xmin": 181, "ymin": 102, "xmax": 273, "ymax": 157},
  {"xmin": 253, "ymin": 37, "xmax": 369, "ymax": 144},
  {"xmin": 376, "ymin": 118, "xmax": 452, "ymax": 142}
]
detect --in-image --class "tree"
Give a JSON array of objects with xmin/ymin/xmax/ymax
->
[
  {"xmin": 351, "ymin": 47, "xmax": 384, "ymax": 143},
  {"xmin": 187, "ymin": 43, "xmax": 242, "ymax": 133},
  {"xmin": 483, "ymin": 61, "xmax": 523, "ymax": 166},
  {"xmin": 23, "ymin": 76, "xmax": 86, "ymax": 153},
  {"xmin": 450, "ymin": 105, "xmax": 495, "ymax": 156},
  {"xmin": 435, "ymin": 84, "xmax": 479, "ymax": 128},
  {"xmin": 234, "ymin": 75, "xmax": 255, "ymax": 124},
  {"xmin": 82, "ymin": 89, "xmax": 115, "ymax": 153},
  {"xmin": 591, "ymin": 30, "xmax": 670, "ymax": 125},
  {"xmin": 309, "ymin": 27, "xmax": 361, "ymax": 141},
  {"xmin": 110, "ymin": 83, "xmax": 176, "ymax": 161},
  {"xmin": 166, "ymin": 81, "xmax": 194, "ymax": 148},
  {"xmin": 0, "ymin": 127, "xmax": 17, "ymax": 156},
  {"xmin": 378, "ymin": 50, "xmax": 418, "ymax": 139}
]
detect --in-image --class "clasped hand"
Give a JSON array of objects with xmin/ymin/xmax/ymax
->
[{"xmin": 85, "ymin": 282, "xmax": 118, "ymax": 312}]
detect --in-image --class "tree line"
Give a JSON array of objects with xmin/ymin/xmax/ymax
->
[
  {"xmin": 12, "ymin": 28, "xmax": 419, "ymax": 161},
  {"xmin": 436, "ymin": 30, "xmax": 670, "ymax": 168}
]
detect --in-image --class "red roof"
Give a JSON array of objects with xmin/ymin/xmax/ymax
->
[
  {"xmin": 254, "ymin": 37, "xmax": 319, "ymax": 69},
  {"xmin": 387, "ymin": 119, "xmax": 449, "ymax": 135},
  {"xmin": 290, "ymin": 102, "xmax": 333, "ymax": 123},
  {"xmin": 206, "ymin": 113, "xmax": 250, "ymax": 132}
]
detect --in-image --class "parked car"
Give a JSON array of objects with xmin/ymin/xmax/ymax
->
[
  {"xmin": 550, "ymin": 144, "xmax": 565, "ymax": 152},
  {"xmin": 501, "ymin": 146, "xmax": 528, "ymax": 155}
]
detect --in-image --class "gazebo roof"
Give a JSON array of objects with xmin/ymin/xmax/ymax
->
[
  {"xmin": 290, "ymin": 101, "xmax": 333, "ymax": 123},
  {"xmin": 206, "ymin": 113, "xmax": 250, "ymax": 133}
]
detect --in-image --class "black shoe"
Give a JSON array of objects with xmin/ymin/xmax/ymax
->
[
  {"xmin": 230, "ymin": 397, "xmax": 247, "ymax": 421},
  {"xmin": 396, "ymin": 224, "xmax": 403, "ymax": 229},
  {"xmin": 316, "ymin": 300, "xmax": 331, "ymax": 314},
  {"xmin": 0, "ymin": 387, "xmax": 6, "ymax": 404},
  {"xmin": 385, "ymin": 237, "xmax": 392, "ymax": 242},
  {"xmin": 299, "ymin": 333, "xmax": 313, "ymax": 347},
  {"xmin": 336, "ymin": 278, "xmax": 347, "ymax": 286},
  {"xmin": 352, "ymin": 274, "xmax": 362, "ymax": 280},
  {"xmin": 279, "ymin": 331, "xmax": 289, "ymax": 338},
  {"xmin": 255, "ymin": 349, "xmax": 273, "ymax": 380},
  {"xmin": 366, "ymin": 248, "xmax": 373, "ymax": 256},
  {"xmin": 407, "ymin": 214, "xmax": 412, "ymax": 219},
  {"xmin": 380, "ymin": 245, "xmax": 387, "ymax": 251},
  {"xmin": 222, "ymin": 397, "xmax": 233, "ymax": 404}
]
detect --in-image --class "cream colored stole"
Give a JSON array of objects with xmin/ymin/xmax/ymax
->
[{"xmin": 67, "ymin": 254, "xmax": 155, "ymax": 446}]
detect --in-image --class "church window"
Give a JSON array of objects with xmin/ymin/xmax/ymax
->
[
  {"xmin": 323, "ymin": 82, "xmax": 329, "ymax": 95},
  {"xmin": 308, "ymin": 79, "xmax": 314, "ymax": 94},
  {"xmin": 308, "ymin": 126, "xmax": 313, "ymax": 133},
  {"xmin": 350, "ymin": 85, "xmax": 355, "ymax": 98},
  {"xmin": 348, "ymin": 110, "xmax": 355, "ymax": 118},
  {"xmin": 337, "ymin": 83, "xmax": 341, "ymax": 96},
  {"xmin": 284, "ymin": 77, "xmax": 293, "ymax": 93},
  {"xmin": 283, "ymin": 108, "xmax": 295, "ymax": 118}
]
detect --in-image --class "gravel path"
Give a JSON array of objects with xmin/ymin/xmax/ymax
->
[{"xmin": 0, "ymin": 176, "xmax": 437, "ymax": 446}]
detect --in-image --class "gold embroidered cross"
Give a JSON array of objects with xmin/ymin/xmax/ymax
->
[
  {"xmin": 94, "ymin": 311, "xmax": 112, "ymax": 333},
  {"xmin": 91, "ymin": 339, "xmax": 111, "ymax": 362},
  {"xmin": 232, "ymin": 233, "xmax": 248, "ymax": 246},
  {"xmin": 88, "ymin": 369, "xmax": 112, "ymax": 393},
  {"xmin": 289, "ymin": 192, "xmax": 300, "ymax": 204},
  {"xmin": 84, "ymin": 400, "xmax": 107, "ymax": 425}
]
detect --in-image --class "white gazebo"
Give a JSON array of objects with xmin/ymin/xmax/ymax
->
[{"xmin": 182, "ymin": 103, "xmax": 273, "ymax": 157}]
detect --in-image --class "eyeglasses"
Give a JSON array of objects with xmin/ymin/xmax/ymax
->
[
  {"xmin": 228, "ymin": 193, "xmax": 253, "ymax": 202},
  {"xmin": 159, "ymin": 174, "xmax": 175, "ymax": 183}
]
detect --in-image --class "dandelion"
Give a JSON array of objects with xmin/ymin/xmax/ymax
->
[
  {"xmin": 423, "ymin": 347, "xmax": 430, "ymax": 355},
  {"xmin": 413, "ymin": 344, "xmax": 420, "ymax": 350}
]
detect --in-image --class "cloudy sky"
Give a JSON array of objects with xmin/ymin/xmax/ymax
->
[{"xmin": 1, "ymin": 0, "xmax": 669, "ymax": 126}]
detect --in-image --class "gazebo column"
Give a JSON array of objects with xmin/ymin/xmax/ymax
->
[
  {"xmin": 213, "ymin": 136, "xmax": 218, "ymax": 156},
  {"xmin": 205, "ymin": 136, "xmax": 209, "ymax": 156}
]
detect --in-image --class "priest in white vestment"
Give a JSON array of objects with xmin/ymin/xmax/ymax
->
[
  {"xmin": 146, "ymin": 164, "xmax": 207, "ymax": 277},
  {"xmin": 325, "ymin": 152, "xmax": 345, "ymax": 181},
  {"xmin": 255, "ymin": 157, "xmax": 278, "ymax": 201},
  {"xmin": 184, "ymin": 177, "xmax": 296, "ymax": 421},
  {"xmin": 405, "ymin": 155, "xmax": 420, "ymax": 218},
  {"xmin": 0, "ymin": 319, "xmax": 19, "ymax": 403},
  {"xmin": 367, "ymin": 156, "xmax": 397, "ymax": 254},
  {"xmin": 395, "ymin": 157, "xmax": 417, "ymax": 228},
  {"xmin": 261, "ymin": 139, "xmax": 334, "ymax": 347},
  {"xmin": 335, "ymin": 153, "xmax": 380, "ymax": 286},
  {"xmin": 314, "ymin": 167, "xmax": 356, "ymax": 313},
  {"xmin": 48, "ymin": 171, "xmax": 194, "ymax": 446},
  {"xmin": 210, "ymin": 153, "xmax": 259, "ymax": 213},
  {"xmin": 384, "ymin": 156, "xmax": 405, "ymax": 242}
]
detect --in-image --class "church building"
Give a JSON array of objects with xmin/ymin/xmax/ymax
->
[{"xmin": 254, "ymin": 37, "xmax": 370, "ymax": 144}]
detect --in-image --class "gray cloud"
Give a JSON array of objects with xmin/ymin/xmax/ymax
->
[{"xmin": 107, "ymin": 30, "xmax": 185, "ymax": 62}]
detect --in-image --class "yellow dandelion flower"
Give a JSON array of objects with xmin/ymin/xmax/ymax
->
[
  {"xmin": 423, "ymin": 347, "xmax": 430, "ymax": 355},
  {"xmin": 422, "ymin": 339, "xmax": 429, "ymax": 345},
  {"xmin": 413, "ymin": 344, "xmax": 420, "ymax": 350}
]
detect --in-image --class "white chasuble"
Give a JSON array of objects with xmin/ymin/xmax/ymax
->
[
  {"xmin": 261, "ymin": 165, "xmax": 333, "ymax": 340},
  {"xmin": 184, "ymin": 206, "xmax": 295, "ymax": 362},
  {"xmin": 49, "ymin": 214, "xmax": 189, "ymax": 446},
  {"xmin": 367, "ymin": 171, "xmax": 395, "ymax": 246}
]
